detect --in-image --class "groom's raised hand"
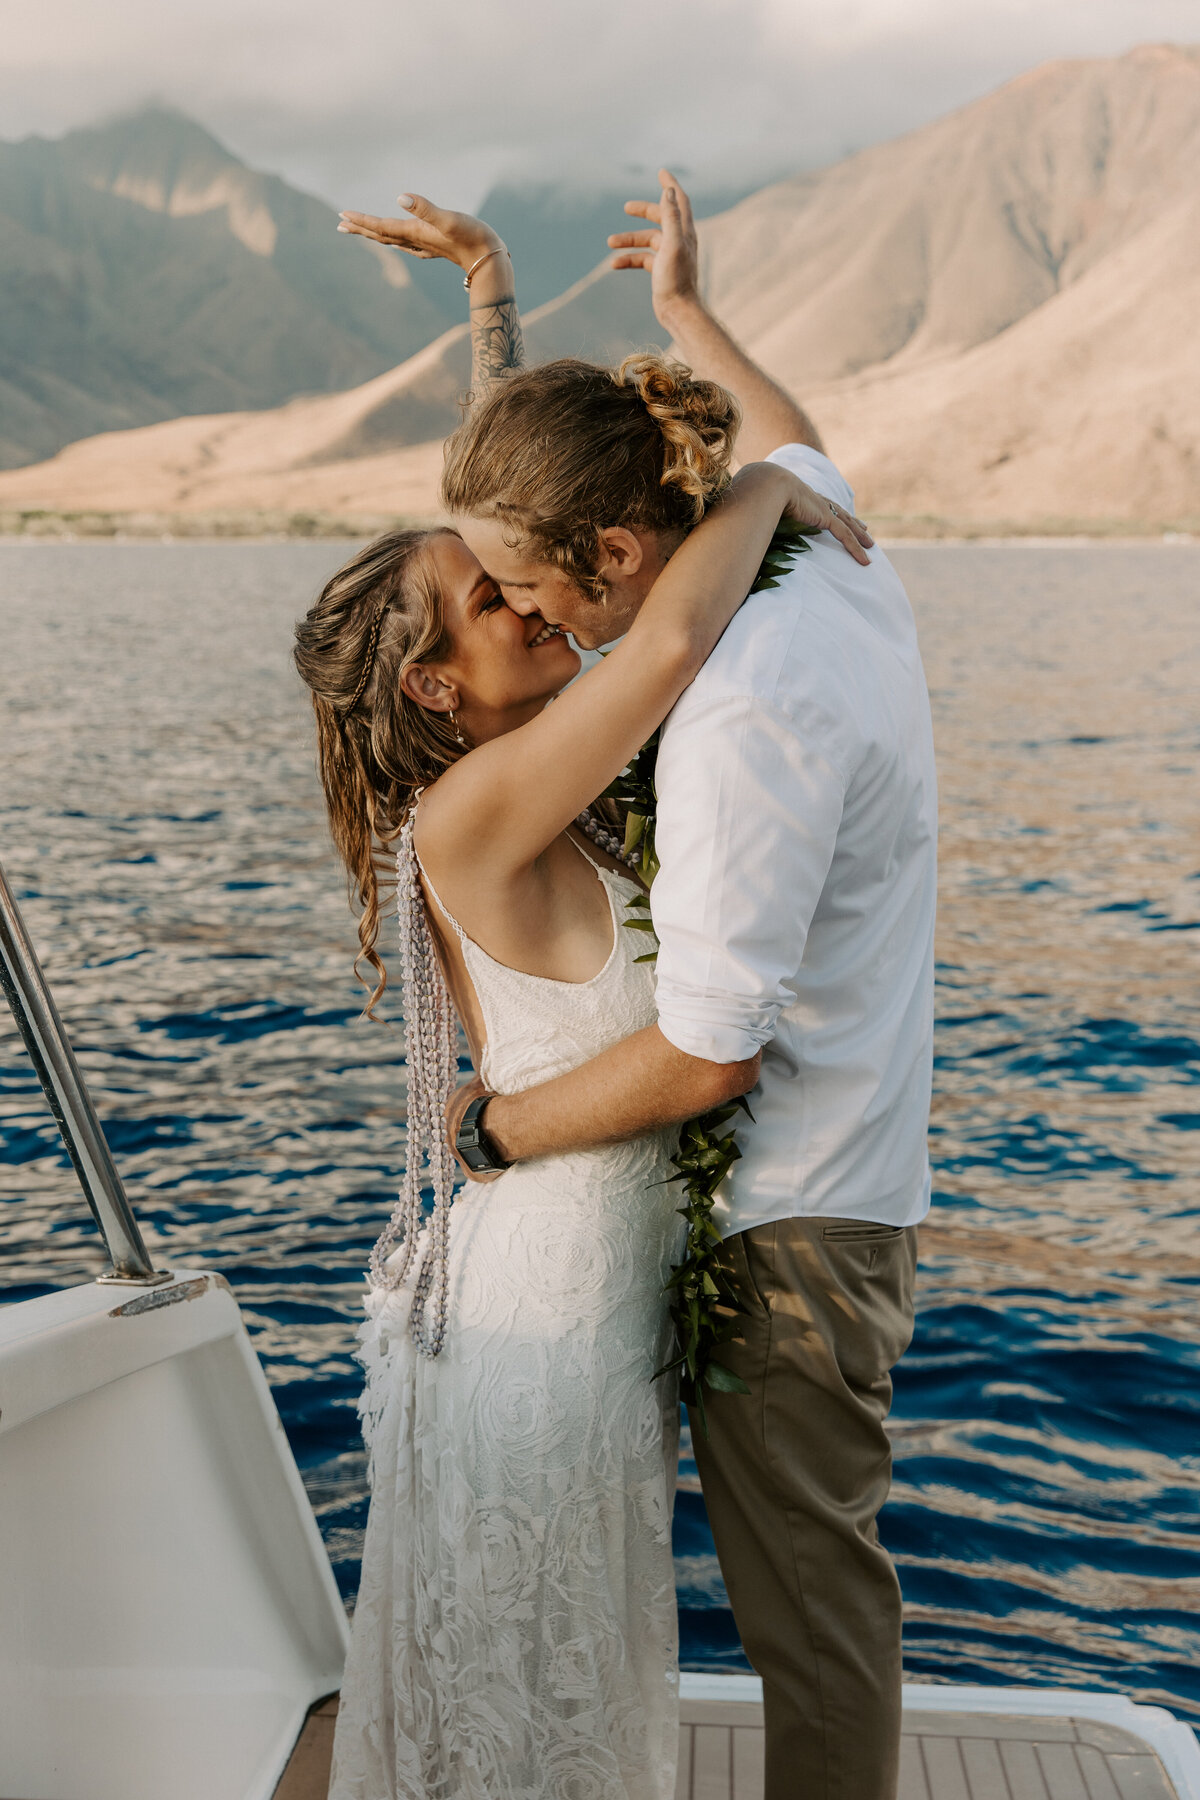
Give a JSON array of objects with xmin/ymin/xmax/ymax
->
[
  {"xmin": 609, "ymin": 172, "xmax": 871, "ymax": 523},
  {"xmin": 608, "ymin": 169, "xmax": 700, "ymax": 331}
]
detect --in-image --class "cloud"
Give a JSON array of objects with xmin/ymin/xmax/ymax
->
[{"xmin": 2, "ymin": 0, "xmax": 1196, "ymax": 208}]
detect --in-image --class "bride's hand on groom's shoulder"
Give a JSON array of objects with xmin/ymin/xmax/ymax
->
[
  {"xmin": 730, "ymin": 464, "xmax": 874, "ymax": 565},
  {"xmin": 337, "ymin": 193, "xmax": 504, "ymax": 274},
  {"xmin": 777, "ymin": 472, "xmax": 875, "ymax": 563},
  {"xmin": 608, "ymin": 167, "xmax": 700, "ymax": 330}
]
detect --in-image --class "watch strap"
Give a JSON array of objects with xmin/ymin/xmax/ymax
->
[{"xmin": 455, "ymin": 1092, "xmax": 511, "ymax": 1173}]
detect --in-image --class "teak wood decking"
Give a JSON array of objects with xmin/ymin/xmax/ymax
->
[{"xmin": 273, "ymin": 1693, "xmax": 1182, "ymax": 1800}]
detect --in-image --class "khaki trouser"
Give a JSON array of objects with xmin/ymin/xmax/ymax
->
[{"xmin": 688, "ymin": 1216, "xmax": 918, "ymax": 1800}]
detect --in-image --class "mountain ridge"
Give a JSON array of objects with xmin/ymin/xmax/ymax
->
[
  {"xmin": 3, "ymin": 47, "xmax": 1197, "ymax": 524},
  {"xmin": 699, "ymin": 42, "xmax": 1200, "ymax": 388},
  {"xmin": 0, "ymin": 108, "xmax": 454, "ymax": 468}
]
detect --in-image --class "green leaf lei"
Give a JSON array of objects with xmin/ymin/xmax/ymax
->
[{"xmin": 606, "ymin": 518, "xmax": 813, "ymax": 1437}]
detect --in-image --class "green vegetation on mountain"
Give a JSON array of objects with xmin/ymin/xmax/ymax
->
[{"xmin": 0, "ymin": 108, "xmax": 455, "ymax": 469}]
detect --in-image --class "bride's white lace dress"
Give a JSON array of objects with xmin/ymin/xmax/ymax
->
[{"xmin": 329, "ymin": 840, "xmax": 683, "ymax": 1800}]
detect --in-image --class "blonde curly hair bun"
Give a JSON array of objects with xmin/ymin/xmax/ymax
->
[{"xmin": 441, "ymin": 354, "xmax": 741, "ymax": 596}]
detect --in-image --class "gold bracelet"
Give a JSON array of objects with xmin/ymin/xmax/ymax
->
[{"xmin": 463, "ymin": 246, "xmax": 509, "ymax": 290}]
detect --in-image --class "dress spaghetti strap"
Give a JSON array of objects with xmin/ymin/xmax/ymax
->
[
  {"xmin": 415, "ymin": 826, "xmax": 610, "ymax": 954},
  {"xmin": 567, "ymin": 829, "xmax": 610, "ymax": 876},
  {"xmin": 414, "ymin": 852, "xmax": 469, "ymax": 946}
]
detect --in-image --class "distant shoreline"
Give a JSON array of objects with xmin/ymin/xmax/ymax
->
[
  {"xmin": 0, "ymin": 509, "xmax": 421, "ymax": 544},
  {"xmin": 1, "ymin": 509, "xmax": 1195, "ymax": 547}
]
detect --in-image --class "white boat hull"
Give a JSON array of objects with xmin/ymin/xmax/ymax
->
[{"xmin": 0, "ymin": 1271, "xmax": 348, "ymax": 1800}]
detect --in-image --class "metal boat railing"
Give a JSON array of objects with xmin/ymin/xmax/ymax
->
[{"xmin": 0, "ymin": 856, "xmax": 168, "ymax": 1286}]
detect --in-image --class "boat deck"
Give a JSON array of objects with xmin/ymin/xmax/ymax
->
[{"xmin": 274, "ymin": 1693, "xmax": 1183, "ymax": 1800}]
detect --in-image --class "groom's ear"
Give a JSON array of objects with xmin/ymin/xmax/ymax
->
[
  {"xmin": 401, "ymin": 662, "xmax": 456, "ymax": 716},
  {"xmin": 594, "ymin": 527, "xmax": 646, "ymax": 582}
]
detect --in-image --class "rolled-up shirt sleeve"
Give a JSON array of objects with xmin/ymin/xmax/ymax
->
[{"xmin": 651, "ymin": 694, "xmax": 846, "ymax": 1064}]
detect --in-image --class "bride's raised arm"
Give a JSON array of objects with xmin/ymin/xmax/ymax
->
[
  {"xmin": 419, "ymin": 459, "xmax": 820, "ymax": 880},
  {"xmin": 337, "ymin": 194, "xmax": 525, "ymax": 399}
]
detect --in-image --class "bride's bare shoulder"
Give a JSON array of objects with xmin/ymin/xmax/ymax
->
[
  {"xmin": 410, "ymin": 749, "xmax": 511, "ymax": 877},
  {"xmin": 408, "ymin": 772, "xmax": 457, "ymax": 866}
]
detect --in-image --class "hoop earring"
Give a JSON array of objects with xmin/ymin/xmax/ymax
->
[{"xmin": 448, "ymin": 708, "xmax": 469, "ymax": 749}]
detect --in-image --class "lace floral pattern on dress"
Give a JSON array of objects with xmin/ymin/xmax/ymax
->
[{"xmin": 329, "ymin": 849, "xmax": 683, "ymax": 1800}]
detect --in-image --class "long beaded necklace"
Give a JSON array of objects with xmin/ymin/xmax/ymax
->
[
  {"xmin": 575, "ymin": 806, "xmax": 639, "ymax": 869},
  {"xmin": 365, "ymin": 804, "xmax": 459, "ymax": 1356},
  {"xmin": 367, "ymin": 802, "xmax": 629, "ymax": 1359}
]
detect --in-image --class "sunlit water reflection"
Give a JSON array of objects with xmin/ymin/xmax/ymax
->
[{"xmin": 2, "ymin": 542, "xmax": 1197, "ymax": 1715}]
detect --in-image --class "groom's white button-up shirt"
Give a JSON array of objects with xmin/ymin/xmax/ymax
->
[{"xmin": 651, "ymin": 444, "xmax": 937, "ymax": 1236}]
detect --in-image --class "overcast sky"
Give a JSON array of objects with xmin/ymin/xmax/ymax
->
[{"xmin": 3, "ymin": 0, "xmax": 1197, "ymax": 210}]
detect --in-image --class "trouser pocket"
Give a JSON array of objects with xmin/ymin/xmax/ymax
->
[{"xmin": 820, "ymin": 1220, "xmax": 904, "ymax": 1243}]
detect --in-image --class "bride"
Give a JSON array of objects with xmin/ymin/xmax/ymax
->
[{"xmin": 295, "ymin": 196, "xmax": 844, "ymax": 1800}]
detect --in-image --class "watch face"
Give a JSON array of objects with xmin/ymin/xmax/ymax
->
[
  {"xmin": 456, "ymin": 1116, "xmax": 490, "ymax": 1170},
  {"xmin": 459, "ymin": 1135, "xmax": 488, "ymax": 1171}
]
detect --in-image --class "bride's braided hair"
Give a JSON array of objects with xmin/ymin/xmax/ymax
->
[
  {"xmin": 441, "ymin": 354, "xmax": 741, "ymax": 598},
  {"xmin": 295, "ymin": 528, "xmax": 471, "ymax": 1354},
  {"xmin": 292, "ymin": 528, "xmax": 467, "ymax": 1017}
]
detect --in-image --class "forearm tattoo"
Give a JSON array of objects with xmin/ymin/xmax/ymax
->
[{"xmin": 469, "ymin": 295, "xmax": 525, "ymax": 399}]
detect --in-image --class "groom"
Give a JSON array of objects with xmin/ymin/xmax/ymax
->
[{"xmin": 444, "ymin": 175, "xmax": 936, "ymax": 1800}]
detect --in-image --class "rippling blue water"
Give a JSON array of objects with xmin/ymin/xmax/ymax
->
[{"xmin": 2, "ymin": 541, "xmax": 1198, "ymax": 1717}]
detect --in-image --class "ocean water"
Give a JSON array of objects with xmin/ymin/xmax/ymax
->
[{"xmin": 1, "ymin": 540, "xmax": 1198, "ymax": 1717}]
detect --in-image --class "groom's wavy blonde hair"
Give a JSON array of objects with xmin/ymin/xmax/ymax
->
[{"xmin": 441, "ymin": 354, "xmax": 741, "ymax": 596}]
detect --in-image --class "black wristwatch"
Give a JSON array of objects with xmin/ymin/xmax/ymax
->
[{"xmin": 455, "ymin": 1093, "xmax": 512, "ymax": 1174}]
